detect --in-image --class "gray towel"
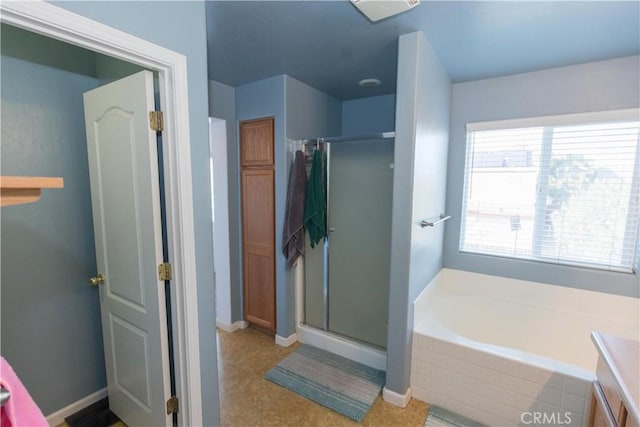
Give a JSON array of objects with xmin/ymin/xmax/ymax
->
[{"xmin": 282, "ymin": 150, "xmax": 307, "ymax": 269}]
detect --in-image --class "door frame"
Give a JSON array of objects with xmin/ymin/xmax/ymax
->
[
  {"xmin": 209, "ymin": 118, "xmax": 233, "ymax": 329},
  {"xmin": 0, "ymin": 2, "xmax": 203, "ymax": 426}
]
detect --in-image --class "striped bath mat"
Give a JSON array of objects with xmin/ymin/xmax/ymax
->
[
  {"xmin": 264, "ymin": 345, "xmax": 385, "ymax": 422},
  {"xmin": 424, "ymin": 406, "xmax": 485, "ymax": 427}
]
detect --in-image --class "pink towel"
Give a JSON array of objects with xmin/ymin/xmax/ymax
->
[{"xmin": 1, "ymin": 357, "xmax": 48, "ymax": 427}]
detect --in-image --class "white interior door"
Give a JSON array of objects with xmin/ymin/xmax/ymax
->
[{"xmin": 83, "ymin": 70, "xmax": 171, "ymax": 427}]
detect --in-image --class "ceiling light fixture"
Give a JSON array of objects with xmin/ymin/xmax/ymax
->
[
  {"xmin": 350, "ymin": 0, "xmax": 420, "ymax": 23},
  {"xmin": 359, "ymin": 78, "xmax": 382, "ymax": 88}
]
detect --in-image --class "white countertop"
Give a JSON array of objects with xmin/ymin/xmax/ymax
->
[{"xmin": 592, "ymin": 332, "xmax": 640, "ymax": 425}]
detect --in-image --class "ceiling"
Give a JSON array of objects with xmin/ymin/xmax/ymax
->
[{"xmin": 206, "ymin": 1, "xmax": 640, "ymax": 100}]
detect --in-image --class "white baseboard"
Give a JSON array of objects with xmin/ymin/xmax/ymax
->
[
  {"xmin": 216, "ymin": 320, "xmax": 235, "ymax": 332},
  {"xmin": 46, "ymin": 387, "xmax": 107, "ymax": 427},
  {"xmin": 297, "ymin": 325, "xmax": 387, "ymax": 370},
  {"xmin": 382, "ymin": 386, "xmax": 412, "ymax": 408},
  {"xmin": 216, "ymin": 319, "xmax": 249, "ymax": 333},
  {"xmin": 275, "ymin": 332, "xmax": 297, "ymax": 347}
]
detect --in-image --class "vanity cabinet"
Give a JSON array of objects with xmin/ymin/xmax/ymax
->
[{"xmin": 588, "ymin": 333, "xmax": 639, "ymax": 427}]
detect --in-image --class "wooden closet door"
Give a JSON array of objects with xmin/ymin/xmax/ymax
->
[
  {"xmin": 241, "ymin": 119, "xmax": 274, "ymax": 167},
  {"xmin": 240, "ymin": 118, "xmax": 276, "ymax": 332}
]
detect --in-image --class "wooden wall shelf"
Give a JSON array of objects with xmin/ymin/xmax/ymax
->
[{"xmin": 0, "ymin": 176, "xmax": 64, "ymax": 207}]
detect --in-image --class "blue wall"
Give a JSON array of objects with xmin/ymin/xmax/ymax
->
[
  {"xmin": 444, "ymin": 55, "xmax": 640, "ymax": 298},
  {"xmin": 208, "ymin": 80, "xmax": 241, "ymax": 322},
  {"xmin": 95, "ymin": 53, "xmax": 144, "ymax": 84},
  {"xmin": 1, "ymin": 23, "xmax": 97, "ymax": 76},
  {"xmin": 286, "ymin": 76, "xmax": 342, "ymax": 142},
  {"xmin": 235, "ymin": 75, "xmax": 288, "ymax": 336},
  {"xmin": 386, "ymin": 31, "xmax": 452, "ymax": 395},
  {"xmin": 0, "ymin": 54, "xmax": 104, "ymax": 414},
  {"xmin": 341, "ymin": 94, "xmax": 395, "ymax": 136},
  {"xmin": 53, "ymin": 2, "xmax": 220, "ymax": 423},
  {"xmin": 285, "ymin": 76, "xmax": 342, "ymax": 336},
  {"xmin": 233, "ymin": 75, "xmax": 342, "ymax": 338}
]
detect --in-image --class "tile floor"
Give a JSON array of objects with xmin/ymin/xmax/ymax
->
[
  {"xmin": 217, "ymin": 326, "xmax": 429, "ymax": 426},
  {"xmin": 60, "ymin": 327, "xmax": 428, "ymax": 427}
]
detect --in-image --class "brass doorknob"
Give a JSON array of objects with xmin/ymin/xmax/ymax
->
[{"xmin": 89, "ymin": 274, "xmax": 105, "ymax": 287}]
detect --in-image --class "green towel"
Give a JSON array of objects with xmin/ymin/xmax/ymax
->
[{"xmin": 304, "ymin": 149, "xmax": 326, "ymax": 247}]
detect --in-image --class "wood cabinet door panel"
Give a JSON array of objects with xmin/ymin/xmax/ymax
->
[
  {"xmin": 242, "ymin": 170, "xmax": 275, "ymax": 245},
  {"xmin": 240, "ymin": 118, "xmax": 276, "ymax": 332},
  {"xmin": 243, "ymin": 251, "xmax": 275, "ymax": 330},
  {"xmin": 240, "ymin": 118, "xmax": 274, "ymax": 167},
  {"xmin": 589, "ymin": 382, "xmax": 618, "ymax": 427},
  {"xmin": 597, "ymin": 358, "xmax": 625, "ymax": 425}
]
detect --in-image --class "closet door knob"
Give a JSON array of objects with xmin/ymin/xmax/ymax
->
[{"xmin": 89, "ymin": 274, "xmax": 105, "ymax": 287}]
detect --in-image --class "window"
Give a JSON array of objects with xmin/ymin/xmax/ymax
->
[{"xmin": 460, "ymin": 109, "xmax": 640, "ymax": 273}]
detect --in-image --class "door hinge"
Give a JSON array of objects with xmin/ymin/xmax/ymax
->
[
  {"xmin": 158, "ymin": 262, "xmax": 172, "ymax": 281},
  {"xmin": 149, "ymin": 110, "xmax": 164, "ymax": 132},
  {"xmin": 166, "ymin": 395, "xmax": 179, "ymax": 415}
]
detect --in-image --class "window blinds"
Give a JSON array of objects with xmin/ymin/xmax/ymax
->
[{"xmin": 460, "ymin": 109, "xmax": 640, "ymax": 272}]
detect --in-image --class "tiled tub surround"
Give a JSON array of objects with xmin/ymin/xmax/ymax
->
[{"xmin": 411, "ymin": 269, "xmax": 639, "ymax": 426}]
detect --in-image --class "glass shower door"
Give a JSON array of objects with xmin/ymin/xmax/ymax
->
[{"xmin": 326, "ymin": 140, "xmax": 394, "ymax": 348}]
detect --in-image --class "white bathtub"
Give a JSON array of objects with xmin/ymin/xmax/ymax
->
[{"xmin": 411, "ymin": 268, "xmax": 639, "ymax": 427}]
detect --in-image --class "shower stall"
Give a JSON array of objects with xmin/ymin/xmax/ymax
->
[{"xmin": 296, "ymin": 132, "xmax": 394, "ymax": 369}]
